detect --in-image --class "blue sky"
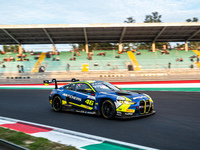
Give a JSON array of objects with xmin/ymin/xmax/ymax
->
[{"xmin": 0, "ymin": 0, "xmax": 200, "ymax": 50}]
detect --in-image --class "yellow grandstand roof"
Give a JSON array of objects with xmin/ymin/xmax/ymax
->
[{"xmin": 0, "ymin": 22, "xmax": 200, "ymax": 45}]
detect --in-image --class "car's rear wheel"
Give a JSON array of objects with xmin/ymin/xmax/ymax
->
[
  {"xmin": 52, "ymin": 96, "xmax": 62, "ymax": 112},
  {"xmin": 101, "ymin": 100, "xmax": 116, "ymax": 119}
]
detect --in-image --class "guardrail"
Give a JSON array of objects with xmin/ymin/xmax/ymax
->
[{"xmin": 0, "ymin": 138, "xmax": 29, "ymax": 150}]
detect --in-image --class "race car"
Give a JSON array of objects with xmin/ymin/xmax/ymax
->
[{"xmin": 44, "ymin": 78, "xmax": 155, "ymax": 119}]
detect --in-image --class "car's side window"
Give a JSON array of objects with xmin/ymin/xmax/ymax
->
[
  {"xmin": 75, "ymin": 83, "xmax": 93, "ymax": 94},
  {"xmin": 64, "ymin": 84, "xmax": 75, "ymax": 91}
]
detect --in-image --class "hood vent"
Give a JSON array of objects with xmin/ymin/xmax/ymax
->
[{"xmin": 116, "ymin": 91, "xmax": 132, "ymax": 96}]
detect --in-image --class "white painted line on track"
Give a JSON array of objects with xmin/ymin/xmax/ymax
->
[
  {"xmin": 0, "ymin": 85, "xmax": 55, "ymax": 88},
  {"xmin": 0, "ymin": 120, "xmax": 13, "ymax": 124},
  {"xmin": 33, "ymin": 131, "xmax": 101, "ymax": 148},
  {"xmin": 0, "ymin": 116, "xmax": 158, "ymax": 150},
  {"xmin": 1, "ymin": 83, "xmax": 200, "ymax": 89},
  {"xmin": 116, "ymin": 83, "xmax": 200, "ymax": 88}
]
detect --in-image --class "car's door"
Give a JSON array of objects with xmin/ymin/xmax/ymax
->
[
  {"xmin": 70, "ymin": 83, "xmax": 96, "ymax": 110},
  {"xmin": 63, "ymin": 83, "xmax": 76, "ymax": 104}
]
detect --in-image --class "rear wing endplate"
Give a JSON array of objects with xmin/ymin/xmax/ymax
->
[{"xmin": 43, "ymin": 78, "xmax": 79, "ymax": 89}]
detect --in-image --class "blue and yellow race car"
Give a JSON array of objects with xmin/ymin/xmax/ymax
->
[{"xmin": 44, "ymin": 78, "xmax": 155, "ymax": 119}]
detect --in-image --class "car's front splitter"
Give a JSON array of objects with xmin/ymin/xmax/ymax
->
[{"xmin": 115, "ymin": 110, "xmax": 156, "ymax": 119}]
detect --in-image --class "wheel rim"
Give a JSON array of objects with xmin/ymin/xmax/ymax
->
[
  {"xmin": 53, "ymin": 98, "xmax": 60, "ymax": 110},
  {"xmin": 103, "ymin": 102, "xmax": 114, "ymax": 117}
]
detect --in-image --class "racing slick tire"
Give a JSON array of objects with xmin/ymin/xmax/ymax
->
[
  {"xmin": 101, "ymin": 99, "xmax": 116, "ymax": 119},
  {"xmin": 52, "ymin": 96, "xmax": 62, "ymax": 112}
]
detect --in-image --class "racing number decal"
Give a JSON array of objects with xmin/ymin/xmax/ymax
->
[{"xmin": 84, "ymin": 99, "xmax": 95, "ymax": 107}]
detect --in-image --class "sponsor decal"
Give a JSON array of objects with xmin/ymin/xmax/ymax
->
[
  {"xmin": 57, "ymin": 89, "xmax": 64, "ymax": 92},
  {"xmin": 100, "ymin": 92, "xmax": 107, "ymax": 94},
  {"xmin": 86, "ymin": 111, "xmax": 96, "ymax": 114},
  {"xmin": 76, "ymin": 110, "xmax": 96, "ymax": 114},
  {"xmin": 125, "ymin": 113, "xmax": 134, "ymax": 115},
  {"xmin": 126, "ymin": 109, "xmax": 134, "ymax": 112},
  {"xmin": 87, "ymin": 95, "xmax": 96, "ymax": 100},
  {"xmin": 116, "ymin": 111, "xmax": 122, "ymax": 116},
  {"xmin": 63, "ymin": 93, "xmax": 82, "ymax": 101}
]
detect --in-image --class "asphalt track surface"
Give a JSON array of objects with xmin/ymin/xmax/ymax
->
[{"xmin": 0, "ymin": 89, "xmax": 200, "ymax": 150}]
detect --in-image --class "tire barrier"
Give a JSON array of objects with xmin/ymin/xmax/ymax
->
[
  {"xmin": 6, "ymin": 76, "xmax": 31, "ymax": 79},
  {"xmin": 100, "ymin": 74, "xmax": 167, "ymax": 78},
  {"xmin": 141, "ymin": 73, "xmax": 167, "ymax": 76},
  {"xmin": 100, "ymin": 74, "xmax": 125, "ymax": 77},
  {"xmin": 39, "ymin": 66, "xmax": 45, "ymax": 72}
]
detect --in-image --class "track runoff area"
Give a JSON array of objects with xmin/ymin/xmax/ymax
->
[
  {"xmin": 0, "ymin": 116, "xmax": 156, "ymax": 150},
  {"xmin": 0, "ymin": 80, "xmax": 200, "ymax": 91}
]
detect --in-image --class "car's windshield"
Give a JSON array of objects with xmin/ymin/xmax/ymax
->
[{"xmin": 91, "ymin": 81, "xmax": 120, "ymax": 92}]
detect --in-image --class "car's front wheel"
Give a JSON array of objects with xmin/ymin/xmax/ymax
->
[
  {"xmin": 52, "ymin": 96, "xmax": 62, "ymax": 112},
  {"xmin": 101, "ymin": 100, "xmax": 116, "ymax": 119}
]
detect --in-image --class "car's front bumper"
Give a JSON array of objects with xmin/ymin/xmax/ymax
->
[{"xmin": 115, "ymin": 110, "xmax": 156, "ymax": 119}]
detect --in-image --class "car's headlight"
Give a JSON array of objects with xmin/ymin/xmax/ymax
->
[
  {"xmin": 117, "ymin": 96, "xmax": 126, "ymax": 101},
  {"xmin": 118, "ymin": 100, "xmax": 137, "ymax": 105},
  {"xmin": 117, "ymin": 96, "xmax": 137, "ymax": 104},
  {"xmin": 124, "ymin": 101, "xmax": 137, "ymax": 104}
]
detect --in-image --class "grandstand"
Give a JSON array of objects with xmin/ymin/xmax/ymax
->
[
  {"xmin": 0, "ymin": 22, "xmax": 200, "ymax": 73},
  {"xmin": 0, "ymin": 49, "xmax": 199, "ymax": 73},
  {"xmin": 41, "ymin": 50, "xmax": 131, "ymax": 72},
  {"xmin": 135, "ymin": 49, "xmax": 198, "ymax": 69},
  {"xmin": 0, "ymin": 52, "xmax": 39, "ymax": 73}
]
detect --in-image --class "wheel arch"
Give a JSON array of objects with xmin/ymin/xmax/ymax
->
[{"xmin": 100, "ymin": 97, "xmax": 114, "ymax": 106}]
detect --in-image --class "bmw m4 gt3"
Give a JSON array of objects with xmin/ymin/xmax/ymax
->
[{"xmin": 44, "ymin": 78, "xmax": 155, "ymax": 119}]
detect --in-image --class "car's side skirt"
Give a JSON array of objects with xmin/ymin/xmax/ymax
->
[{"xmin": 62, "ymin": 105, "xmax": 100, "ymax": 115}]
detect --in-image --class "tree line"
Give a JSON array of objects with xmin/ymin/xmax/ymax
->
[
  {"xmin": 73, "ymin": 12, "xmax": 199, "ymax": 51},
  {"xmin": 1, "ymin": 45, "xmax": 19, "ymax": 52}
]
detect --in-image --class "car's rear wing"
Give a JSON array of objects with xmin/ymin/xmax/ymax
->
[{"xmin": 43, "ymin": 78, "xmax": 79, "ymax": 89}]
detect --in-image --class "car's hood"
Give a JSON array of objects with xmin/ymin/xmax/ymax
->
[{"xmin": 99, "ymin": 90, "xmax": 149, "ymax": 102}]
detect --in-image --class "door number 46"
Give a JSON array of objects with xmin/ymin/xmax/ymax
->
[{"xmin": 85, "ymin": 99, "xmax": 94, "ymax": 106}]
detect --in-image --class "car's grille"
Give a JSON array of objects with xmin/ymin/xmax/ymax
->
[
  {"xmin": 146, "ymin": 100, "xmax": 150, "ymax": 113},
  {"xmin": 139, "ymin": 100, "xmax": 151, "ymax": 114},
  {"xmin": 139, "ymin": 100, "xmax": 145, "ymax": 114}
]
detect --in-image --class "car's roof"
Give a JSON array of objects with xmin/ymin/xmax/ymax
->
[{"xmin": 73, "ymin": 80, "xmax": 104, "ymax": 84}]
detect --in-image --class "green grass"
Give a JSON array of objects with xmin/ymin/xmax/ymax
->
[{"xmin": 0, "ymin": 127, "xmax": 77, "ymax": 150}]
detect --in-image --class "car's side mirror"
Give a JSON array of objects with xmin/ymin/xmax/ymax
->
[
  {"xmin": 84, "ymin": 89, "xmax": 95, "ymax": 95},
  {"xmin": 90, "ymin": 92, "xmax": 95, "ymax": 96}
]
